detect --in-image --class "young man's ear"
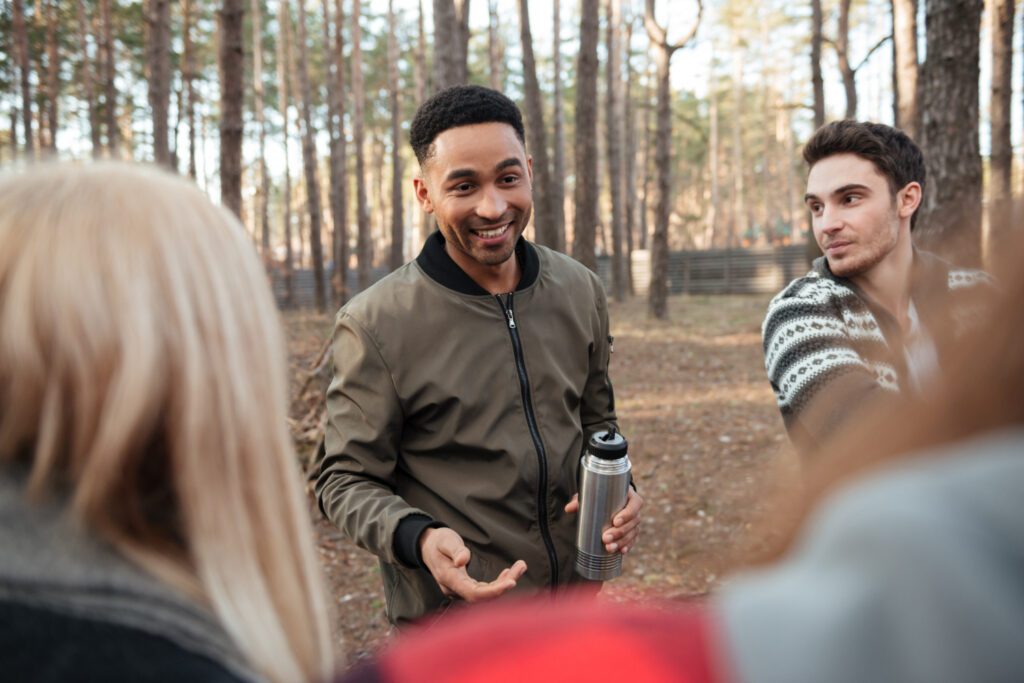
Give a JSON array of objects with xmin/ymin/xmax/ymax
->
[
  {"xmin": 413, "ymin": 175, "xmax": 434, "ymax": 214},
  {"xmin": 897, "ymin": 181, "xmax": 922, "ymax": 219}
]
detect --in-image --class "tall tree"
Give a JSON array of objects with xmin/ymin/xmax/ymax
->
[
  {"xmin": 388, "ymin": 0, "xmax": 404, "ymax": 270},
  {"xmin": 182, "ymin": 0, "xmax": 197, "ymax": 177},
  {"xmin": 277, "ymin": 0, "xmax": 295, "ymax": 306},
  {"xmin": 296, "ymin": 0, "xmax": 327, "ymax": 312},
  {"xmin": 833, "ymin": 0, "xmax": 890, "ymax": 120},
  {"xmin": 218, "ymin": 0, "xmax": 244, "ymax": 218},
  {"xmin": 891, "ymin": 0, "xmax": 919, "ymax": 138},
  {"xmin": 573, "ymin": 0, "xmax": 600, "ymax": 272},
  {"xmin": 13, "ymin": 0, "xmax": 33, "ymax": 157},
  {"xmin": 988, "ymin": 0, "xmax": 1015, "ymax": 258},
  {"xmin": 606, "ymin": 0, "xmax": 627, "ymax": 302},
  {"xmin": 487, "ymin": 0, "xmax": 503, "ymax": 90},
  {"xmin": 730, "ymin": 38, "xmax": 745, "ymax": 248},
  {"xmin": 454, "ymin": 0, "xmax": 470, "ymax": 83},
  {"xmin": 353, "ymin": 0, "xmax": 372, "ymax": 290},
  {"xmin": 433, "ymin": 0, "xmax": 462, "ymax": 89},
  {"xmin": 147, "ymin": 0, "xmax": 171, "ymax": 165},
  {"xmin": 806, "ymin": 0, "xmax": 824, "ymax": 262},
  {"xmin": 644, "ymin": 0, "xmax": 701, "ymax": 319},
  {"xmin": 325, "ymin": 0, "xmax": 349, "ymax": 304},
  {"xmin": 251, "ymin": 0, "xmax": 270, "ymax": 257},
  {"xmin": 100, "ymin": 0, "xmax": 119, "ymax": 153},
  {"xmin": 707, "ymin": 58, "xmax": 720, "ymax": 247},
  {"xmin": 76, "ymin": 0, "xmax": 102, "ymax": 156},
  {"xmin": 622, "ymin": 15, "xmax": 636, "ymax": 293},
  {"xmin": 415, "ymin": 0, "xmax": 433, "ymax": 243},
  {"xmin": 517, "ymin": 0, "xmax": 557, "ymax": 248},
  {"xmin": 917, "ymin": 0, "xmax": 982, "ymax": 266},
  {"xmin": 43, "ymin": 0, "xmax": 59, "ymax": 152},
  {"xmin": 551, "ymin": 0, "xmax": 567, "ymax": 252}
]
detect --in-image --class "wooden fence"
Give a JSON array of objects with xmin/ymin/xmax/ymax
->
[{"xmin": 271, "ymin": 245, "xmax": 810, "ymax": 309}]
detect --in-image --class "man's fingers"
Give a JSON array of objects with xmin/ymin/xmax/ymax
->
[
  {"xmin": 444, "ymin": 560, "xmax": 527, "ymax": 604},
  {"xmin": 564, "ymin": 494, "xmax": 579, "ymax": 514}
]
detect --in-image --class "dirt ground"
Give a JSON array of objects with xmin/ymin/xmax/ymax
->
[{"xmin": 285, "ymin": 293, "xmax": 798, "ymax": 670}]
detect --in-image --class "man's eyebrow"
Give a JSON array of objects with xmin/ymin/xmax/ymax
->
[
  {"xmin": 804, "ymin": 183, "xmax": 871, "ymax": 202},
  {"xmin": 443, "ymin": 168, "xmax": 476, "ymax": 184},
  {"xmin": 495, "ymin": 157, "xmax": 523, "ymax": 172}
]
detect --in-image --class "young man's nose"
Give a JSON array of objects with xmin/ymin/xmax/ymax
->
[
  {"xmin": 476, "ymin": 185, "xmax": 508, "ymax": 220},
  {"xmin": 819, "ymin": 205, "xmax": 844, "ymax": 232}
]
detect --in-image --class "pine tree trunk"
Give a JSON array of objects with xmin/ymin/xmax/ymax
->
[
  {"xmin": 183, "ymin": 0, "xmax": 197, "ymax": 177},
  {"xmin": 353, "ymin": 0, "xmax": 372, "ymax": 291},
  {"xmin": 487, "ymin": 0, "xmax": 502, "ymax": 90},
  {"xmin": 296, "ymin": 0, "xmax": 327, "ymax": 312},
  {"xmin": 147, "ymin": 0, "xmax": 171, "ymax": 165},
  {"xmin": 836, "ymin": 0, "xmax": 858, "ymax": 119},
  {"xmin": 639, "ymin": 52, "xmax": 652, "ymax": 251},
  {"xmin": 415, "ymin": 0, "xmax": 432, "ymax": 244},
  {"xmin": 277, "ymin": 0, "xmax": 294, "ymax": 306},
  {"xmin": 730, "ymin": 46, "xmax": 745, "ymax": 249},
  {"xmin": 44, "ymin": 0, "xmax": 59, "ymax": 153},
  {"xmin": 810, "ymin": 0, "xmax": 825, "ymax": 128},
  {"xmin": 891, "ymin": 0, "xmax": 919, "ymax": 138},
  {"xmin": 76, "ymin": 0, "xmax": 102, "ymax": 157},
  {"xmin": 433, "ymin": 0, "xmax": 458, "ymax": 90},
  {"xmin": 517, "ymin": 0, "xmax": 556, "ymax": 249},
  {"xmin": 606, "ymin": 0, "xmax": 626, "ymax": 302},
  {"xmin": 453, "ymin": 0, "xmax": 470, "ymax": 83},
  {"xmin": 551, "ymin": 0, "xmax": 567, "ymax": 252},
  {"xmin": 573, "ymin": 0, "xmax": 600, "ymax": 272},
  {"xmin": 100, "ymin": 0, "xmax": 119, "ymax": 153},
  {"xmin": 13, "ymin": 0, "xmax": 33, "ymax": 157},
  {"xmin": 707, "ymin": 64, "xmax": 720, "ymax": 248},
  {"xmin": 917, "ymin": 0, "xmax": 983, "ymax": 267},
  {"xmin": 218, "ymin": 0, "xmax": 244, "ymax": 218},
  {"xmin": 326, "ymin": 0, "xmax": 349, "ymax": 305},
  {"xmin": 388, "ymin": 0, "xmax": 404, "ymax": 270},
  {"xmin": 987, "ymin": 0, "xmax": 1014, "ymax": 260},
  {"xmin": 622, "ymin": 17, "xmax": 636, "ymax": 294},
  {"xmin": 251, "ymin": 0, "xmax": 270, "ymax": 259}
]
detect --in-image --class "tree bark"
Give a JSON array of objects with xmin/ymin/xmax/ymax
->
[
  {"xmin": 325, "ymin": 0, "xmax": 349, "ymax": 304},
  {"xmin": 353, "ymin": 0, "xmax": 372, "ymax": 291},
  {"xmin": 43, "ymin": 0, "xmax": 59, "ymax": 152},
  {"xmin": 454, "ymin": 0, "xmax": 470, "ymax": 83},
  {"xmin": 891, "ymin": 0, "xmax": 919, "ymax": 138},
  {"xmin": 100, "ymin": 0, "xmax": 119, "ymax": 153},
  {"xmin": 432, "ymin": 0, "xmax": 460, "ymax": 90},
  {"xmin": 415, "ymin": 0, "xmax": 433, "ymax": 243},
  {"xmin": 707, "ymin": 61, "xmax": 720, "ymax": 248},
  {"xmin": 573, "ymin": 0, "xmax": 600, "ymax": 272},
  {"xmin": 487, "ymin": 0, "xmax": 503, "ymax": 90},
  {"xmin": 606, "ymin": 0, "xmax": 626, "ymax": 302},
  {"xmin": 183, "ymin": 0, "xmax": 197, "ymax": 177},
  {"xmin": 277, "ymin": 0, "xmax": 294, "ymax": 306},
  {"xmin": 644, "ymin": 0, "xmax": 701, "ymax": 319},
  {"xmin": 76, "ymin": 0, "xmax": 103, "ymax": 156},
  {"xmin": 810, "ymin": 0, "xmax": 825, "ymax": 128},
  {"xmin": 13, "ymin": 0, "xmax": 33, "ymax": 157},
  {"xmin": 836, "ymin": 0, "xmax": 858, "ymax": 119},
  {"xmin": 147, "ymin": 0, "xmax": 171, "ymax": 165},
  {"xmin": 296, "ymin": 0, "xmax": 327, "ymax": 312},
  {"xmin": 389, "ymin": 0, "xmax": 405, "ymax": 270},
  {"xmin": 917, "ymin": 0, "xmax": 983, "ymax": 267},
  {"xmin": 218, "ymin": 0, "xmax": 244, "ymax": 218},
  {"xmin": 251, "ymin": 0, "xmax": 270, "ymax": 258},
  {"xmin": 730, "ymin": 43, "xmax": 745, "ymax": 249},
  {"xmin": 551, "ymin": 0, "xmax": 567, "ymax": 252},
  {"xmin": 517, "ymin": 0, "xmax": 557, "ymax": 249},
  {"xmin": 988, "ymin": 0, "xmax": 1014, "ymax": 260},
  {"xmin": 622, "ymin": 16, "xmax": 636, "ymax": 294}
]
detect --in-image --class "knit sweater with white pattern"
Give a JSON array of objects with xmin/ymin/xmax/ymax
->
[{"xmin": 762, "ymin": 249, "xmax": 992, "ymax": 451}]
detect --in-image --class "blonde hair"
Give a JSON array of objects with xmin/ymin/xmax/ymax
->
[{"xmin": 0, "ymin": 162, "xmax": 336, "ymax": 681}]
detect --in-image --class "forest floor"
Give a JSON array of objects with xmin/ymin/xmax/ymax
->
[{"xmin": 285, "ymin": 293, "xmax": 799, "ymax": 671}]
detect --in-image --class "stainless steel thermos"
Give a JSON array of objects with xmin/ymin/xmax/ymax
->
[{"xmin": 574, "ymin": 427, "xmax": 631, "ymax": 580}]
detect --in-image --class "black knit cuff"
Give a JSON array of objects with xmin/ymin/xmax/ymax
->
[{"xmin": 394, "ymin": 514, "xmax": 447, "ymax": 569}]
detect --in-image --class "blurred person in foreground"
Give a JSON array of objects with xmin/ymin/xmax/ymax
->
[
  {"xmin": 315, "ymin": 84, "xmax": 641, "ymax": 626},
  {"xmin": 339, "ymin": 228, "xmax": 1024, "ymax": 682},
  {"xmin": 0, "ymin": 163, "xmax": 336, "ymax": 682},
  {"xmin": 762, "ymin": 120, "xmax": 993, "ymax": 452}
]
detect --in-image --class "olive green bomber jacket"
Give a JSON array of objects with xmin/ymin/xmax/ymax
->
[{"xmin": 316, "ymin": 233, "xmax": 617, "ymax": 624}]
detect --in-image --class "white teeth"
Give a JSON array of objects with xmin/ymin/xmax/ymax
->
[{"xmin": 476, "ymin": 224, "xmax": 509, "ymax": 239}]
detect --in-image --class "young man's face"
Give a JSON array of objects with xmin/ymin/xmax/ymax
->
[
  {"xmin": 413, "ymin": 122, "xmax": 533, "ymax": 273},
  {"xmin": 805, "ymin": 153, "xmax": 918, "ymax": 279}
]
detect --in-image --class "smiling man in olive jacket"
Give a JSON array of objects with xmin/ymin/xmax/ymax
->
[{"xmin": 315, "ymin": 85, "xmax": 643, "ymax": 625}]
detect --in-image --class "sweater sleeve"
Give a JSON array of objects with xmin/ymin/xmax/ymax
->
[
  {"xmin": 315, "ymin": 311, "xmax": 434, "ymax": 567},
  {"xmin": 762, "ymin": 277, "xmax": 897, "ymax": 450}
]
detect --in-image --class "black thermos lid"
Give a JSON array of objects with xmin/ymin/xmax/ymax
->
[{"xmin": 588, "ymin": 426, "xmax": 628, "ymax": 460}]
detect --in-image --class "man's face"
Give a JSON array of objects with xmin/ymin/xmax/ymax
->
[
  {"xmin": 805, "ymin": 153, "xmax": 917, "ymax": 279},
  {"xmin": 414, "ymin": 122, "xmax": 533, "ymax": 272}
]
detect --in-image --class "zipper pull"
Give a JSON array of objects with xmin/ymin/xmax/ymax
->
[{"xmin": 506, "ymin": 308, "xmax": 516, "ymax": 329}]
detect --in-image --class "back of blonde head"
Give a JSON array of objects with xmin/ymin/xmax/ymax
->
[{"xmin": 0, "ymin": 162, "xmax": 335, "ymax": 681}]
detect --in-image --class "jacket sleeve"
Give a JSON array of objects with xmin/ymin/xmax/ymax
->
[
  {"xmin": 578, "ymin": 278, "xmax": 618, "ymax": 444},
  {"xmin": 315, "ymin": 311, "xmax": 431, "ymax": 566},
  {"xmin": 762, "ymin": 283, "xmax": 896, "ymax": 452}
]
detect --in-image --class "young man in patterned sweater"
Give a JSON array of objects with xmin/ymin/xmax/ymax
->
[{"xmin": 762, "ymin": 120, "xmax": 992, "ymax": 451}]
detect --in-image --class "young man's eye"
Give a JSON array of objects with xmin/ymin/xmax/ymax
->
[
  {"xmin": 500, "ymin": 174, "xmax": 520, "ymax": 184},
  {"xmin": 452, "ymin": 183, "xmax": 473, "ymax": 193}
]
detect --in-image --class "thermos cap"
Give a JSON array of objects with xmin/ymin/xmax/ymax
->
[{"xmin": 587, "ymin": 428, "xmax": 628, "ymax": 460}]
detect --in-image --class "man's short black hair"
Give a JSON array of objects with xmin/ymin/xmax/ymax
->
[
  {"xmin": 803, "ymin": 120, "xmax": 926, "ymax": 229},
  {"xmin": 409, "ymin": 85, "xmax": 526, "ymax": 165}
]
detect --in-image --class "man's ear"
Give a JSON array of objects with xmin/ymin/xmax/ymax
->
[
  {"xmin": 527, "ymin": 155, "xmax": 534, "ymax": 185},
  {"xmin": 898, "ymin": 181, "xmax": 922, "ymax": 218},
  {"xmin": 413, "ymin": 175, "xmax": 434, "ymax": 214}
]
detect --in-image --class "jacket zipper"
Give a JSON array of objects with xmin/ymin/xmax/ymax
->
[{"xmin": 495, "ymin": 292, "xmax": 559, "ymax": 588}]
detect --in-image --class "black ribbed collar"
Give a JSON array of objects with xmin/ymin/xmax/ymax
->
[{"xmin": 415, "ymin": 230, "xmax": 540, "ymax": 295}]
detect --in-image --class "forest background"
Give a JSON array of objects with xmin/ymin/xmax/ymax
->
[{"xmin": 1, "ymin": 0, "xmax": 1022, "ymax": 316}]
